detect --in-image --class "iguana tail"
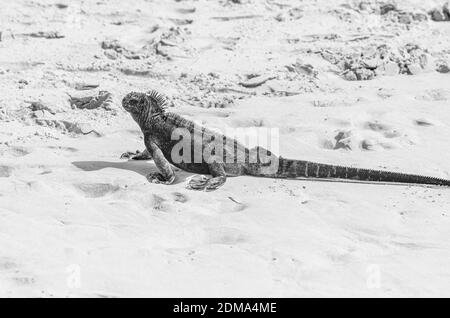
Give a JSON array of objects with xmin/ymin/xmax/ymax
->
[{"xmin": 259, "ymin": 157, "xmax": 450, "ymax": 186}]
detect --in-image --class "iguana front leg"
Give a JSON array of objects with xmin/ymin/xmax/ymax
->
[
  {"xmin": 120, "ymin": 149, "xmax": 152, "ymax": 160},
  {"xmin": 144, "ymin": 139, "xmax": 175, "ymax": 185},
  {"xmin": 205, "ymin": 163, "xmax": 227, "ymax": 191},
  {"xmin": 186, "ymin": 162, "xmax": 227, "ymax": 191}
]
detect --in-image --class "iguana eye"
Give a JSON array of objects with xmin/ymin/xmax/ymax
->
[{"xmin": 129, "ymin": 98, "xmax": 138, "ymax": 106}]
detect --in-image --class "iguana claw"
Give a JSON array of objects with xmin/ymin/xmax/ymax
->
[
  {"xmin": 120, "ymin": 150, "xmax": 141, "ymax": 159},
  {"xmin": 120, "ymin": 149, "xmax": 152, "ymax": 160},
  {"xmin": 186, "ymin": 175, "xmax": 225, "ymax": 191},
  {"xmin": 146, "ymin": 172, "xmax": 175, "ymax": 185},
  {"xmin": 186, "ymin": 174, "xmax": 209, "ymax": 190},
  {"xmin": 205, "ymin": 176, "xmax": 226, "ymax": 191}
]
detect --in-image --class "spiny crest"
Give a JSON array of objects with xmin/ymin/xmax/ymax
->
[{"xmin": 146, "ymin": 90, "xmax": 168, "ymax": 113}]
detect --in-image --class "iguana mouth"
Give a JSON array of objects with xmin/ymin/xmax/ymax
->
[{"xmin": 122, "ymin": 92, "xmax": 140, "ymax": 113}]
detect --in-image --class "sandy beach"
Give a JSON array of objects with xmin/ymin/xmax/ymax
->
[{"xmin": 1, "ymin": 0, "xmax": 450, "ymax": 297}]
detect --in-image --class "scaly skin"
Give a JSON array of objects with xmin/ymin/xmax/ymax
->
[{"xmin": 121, "ymin": 90, "xmax": 450, "ymax": 191}]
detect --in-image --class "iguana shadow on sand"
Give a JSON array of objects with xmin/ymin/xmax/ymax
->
[
  {"xmin": 72, "ymin": 160, "xmax": 189, "ymax": 186},
  {"xmin": 112, "ymin": 90, "xmax": 450, "ymax": 191}
]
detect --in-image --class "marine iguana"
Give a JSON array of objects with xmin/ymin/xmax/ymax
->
[{"xmin": 120, "ymin": 90, "xmax": 450, "ymax": 191}]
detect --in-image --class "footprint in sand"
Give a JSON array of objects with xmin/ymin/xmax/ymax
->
[
  {"xmin": 138, "ymin": 194, "xmax": 177, "ymax": 212},
  {"xmin": 175, "ymin": 6, "xmax": 196, "ymax": 14},
  {"xmin": 360, "ymin": 138, "xmax": 394, "ymax": 151},
  {"xmin": 1, "ymin": 147, "xmax": 32, "ymax": 157},
  {"xmin": 0, "ymin": 258, "xmax": 36, "ymax": 286},
  {"xmin": 415, "ymin": 89, "xmax": 448, "ymax": 102},
  {"xmin": 323, "ymin": 127, "xmax": 398, "ymax": 151},
  {"xmin": 204, "ymin": 227, "xmax": 249, "ymax": 245},
  {"xmin": 111, "ymin": 189, "xmax": 178, "ymax": 212},
  {"xmin": 147, "ymin": 193, "xmax": 190, "ymax": 212},
  {"xmin": 0, "ymin": 257, "xmax": 18, "ymax": 271},
  {"xmin": 414, "ymin": 119, "xmax": 434, "ymax": 127},
  {"xmin": 364, "ymin": 121, "xmax": 403, "ymax": 139},
  {"xmin": 75, "ymin": 183, "xmax": 120, "ymax": 198},
  {"xmin": 47, "ymin": 146, "xmax": 79, "ymax": 153},
  {"xmin": 152, "ymin": 194, "xmax": 167, "ymax": 211},
  {"xmin": 364, "ymin": 121, "xmax": 391, "ymax": 132},
  {"xmin": 321, "ymin": 130, "xmax": 355, "ymax": 150},
  {"xmin": 12, "ymin": 276, "xmax": 36, "ymax": 286},
  {"xmin": 0, "ymin": 165, "xmax": 13, "ymax": 177},
  {"xmin": 377, "ymin": 88, "xmax": 396, "ymax": 99},
  {"xmin": 332, "ymin": 130, "xmax": 353, "ymax": 150},
  {"xmin": 0, "ymin": 258, "xmax": 35, "ymax": 286},
  {"xmin": 172, "ymin": 192, "xmax": 188, "ymax": 203}
]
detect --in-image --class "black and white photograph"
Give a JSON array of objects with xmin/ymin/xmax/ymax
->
[{"xmin": 0, "ymin": 0, "xmax": 449, "ymax": 299}]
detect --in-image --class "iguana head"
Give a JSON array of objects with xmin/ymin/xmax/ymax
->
[{"xmin": 122, "ymin": 90, "xmax": 167, "ymax": 125}]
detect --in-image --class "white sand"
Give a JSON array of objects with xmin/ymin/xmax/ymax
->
[{"xmin": 0, "ymin": 0, "xmax": 450, "ymax": 297}]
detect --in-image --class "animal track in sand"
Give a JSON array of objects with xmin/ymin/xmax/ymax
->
[
  {"xmin": 377, "ymin": 88, "xmax": 396, "ymax": 99},
  {"xmin": 333, "ymin": 130, "xmax": 353, "ymax": 150},
  {"xmin": 365, "ymin": 121, "xmax": 390, "ymax": 132},
  {"xmin": 0, "ymin": 257, "xmax": 18, "ymax": 271},
  {"xmin": 47, "ymin": 146, "xmax": 79, "ymax": 153},
  {"xmin": 1, "ymin": 146, "xmax": 31, "ymax": 157},
  {"xmin": 1, "ymin": 257, "xmax": 36, "ymax": 286},
  {"xmin": 414, "ymin": 119, "xmax": 434, "ymax": 127},
  {"xmin": 152, "ymin": 194, "xmax": 167, "ymax": 211},
  {"xmin": 415, "ymin": 89, "xmax": 448, "ymax": 102},
  {"xmin": 204, "ymin": 227, "xmax": 249, "ymax": 245},
  {"xmin": 12, "ymin": 276, "xmax": 36, "ymax": 286},
  {"xmin": 174, "ymin": 6, "xmax": 196, "ymax": 14},
  {"xmin": 109, "ymin": 188, "xmax": 177, "ymax": 212},
  {"xmin": 0, "ymin": 165, "xmax": 13, "ymax": 177},
  {"xmin": 172, "ymin": 192, "xmax": 188, "ymax": 203},
  {"xmin": 153, "ymin": 193, "xmax": 193, "ymax": 211},
  {"xmin": 75, "ymin": 183, "xmax": 120, "ymax": 198},
  {"xmin": 322, "ymin": 129, "xmax": 397, "ymax": 151},
  {"xmin": 364, "ymin": 121, "xmax": 402, "ymax": 138},
  {"xmin": 360, "ymin": 138, "xmax": 390, "ymax": 151}
]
